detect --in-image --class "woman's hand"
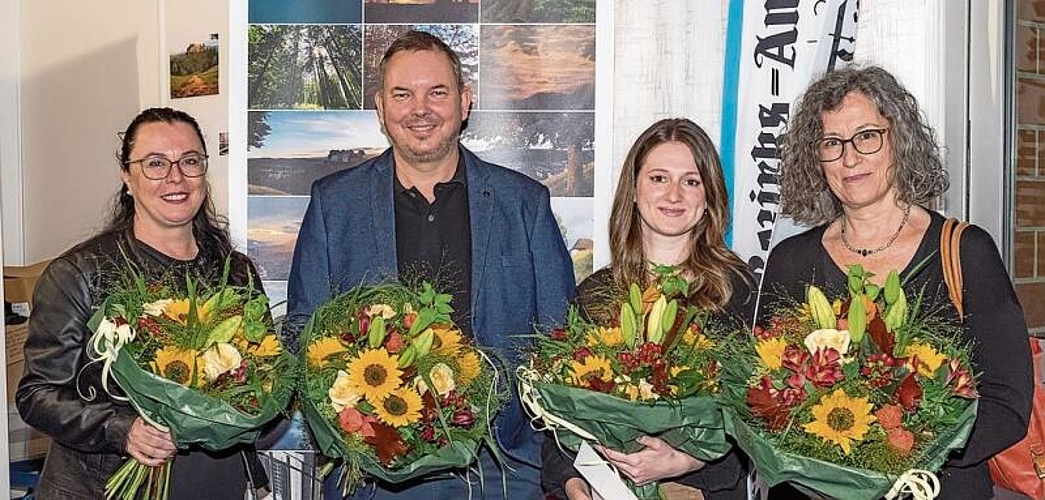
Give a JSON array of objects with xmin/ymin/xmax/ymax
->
[
  {"xmin": 564, "ymin": 477, "xmax": 593, "ymax": 500},
  {"xmin": 598, "ymin": 436, "xmax": 706, "ymax": 486},
  {"xmin": 125, "ymin": 417, "xmax": 176, "ymax": 467}
]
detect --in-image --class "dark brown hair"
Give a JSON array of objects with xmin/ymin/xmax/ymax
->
[{"xmin": 108, "ymin": 107, "xmax": 231, "ymax": 256}]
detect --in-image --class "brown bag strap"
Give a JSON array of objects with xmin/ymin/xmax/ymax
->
[{"xmin": 940, "ymin": 217, "xmax": 970, "ymax": 318}]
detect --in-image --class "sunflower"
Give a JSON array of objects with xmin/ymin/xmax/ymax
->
[
  {"xmin": 586, "ymin": 327, "xmax": 623, "ymax": 347},
  {"xmin": 903, "ymin": 342, "xmax": 946, "ymax": 377},
  {"xmin": 456, "ymin": 349, "xmax": 482, "ymax": 384},
  {"xmin": 755, "ymin": 337, "xmax": 788, "ymax": 370},
  {"xmin": 569, "ymin": 355, "xmax": 613, "ymax": 385},
  {"xmin": 242, "ymin": 334, "xmax": 282, "ymax": 357},
  {"xmin": 432, "ymin": 326, "xmax": 463, "ymax": 356},
  {"xmin": 347, "ymin": 348, "xmax": 403, "ymax": 402},
  {"xmin": 803, "ymin": 389, "xmax": 876, "ymax": 454},
  {"xmin": 373, "ymin": 386, "xmax": 423, "ymax": 427},
  {"xmin": 153, "ymin": 347, "xmax": 198, "ymax": 386},
  {"xmin": 163, "ymin": 298, "xmax": 211, "ymax": 325},
  {"xmin": 307, "ymin": 337, "xmax": 347, "ymax": 368}
]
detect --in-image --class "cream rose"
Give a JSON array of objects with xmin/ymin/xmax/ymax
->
[
  {"xmin": 804, "ymin": 328, "xmax": 851, "ymax": 356},
  {"xmin": 328, "ymin": 370, "xmax": 362, "ymax": 412},
  {"xmin": 200, "ymin": 343, "xmax": 242, "ymax": 381},
  {"xmin": 366, "ymin": 304, "xmax": 396, "ymax": 320},
  {"xmin": 428, "ymin": 363, "xmax": 456, "ymax": 396}
]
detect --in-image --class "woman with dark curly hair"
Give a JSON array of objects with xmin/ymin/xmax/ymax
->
[
  {"xmin": 761, "ymin": 65, "xmax": 1032, "ymax": 498},
  {"xmin": 542, "ymin": 118, "xmax": 753, "ymax": 500}
]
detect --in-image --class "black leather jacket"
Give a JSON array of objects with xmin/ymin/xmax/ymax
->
[{"xmin": 16, "ymin": 229, "xmax": 267, "ymax": 499}]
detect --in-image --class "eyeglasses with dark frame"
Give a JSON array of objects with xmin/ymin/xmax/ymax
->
[
  {"xmin": 124, "ymin": 154, "xmax": 209, "ymax": 180},
  {"xmin": 817, "ymin": 128, "xmax": 888, "ymax": 162}
]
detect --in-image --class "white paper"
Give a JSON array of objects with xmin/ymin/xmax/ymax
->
[{"xmin": 573, "ymin": 442, "xmax": 638, "ymax": 500}]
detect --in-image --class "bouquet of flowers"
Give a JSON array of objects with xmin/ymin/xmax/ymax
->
[
  {"xmin": 720, "ymin": 265, "xmax": 978, "ymax": 499},
  {"xmin": 86, "ymin": 260, "xmax": 296, "ymax": 500},
  {"xmin": 518, "ymin": 267, "xmax": 733, "ymax": 499},
  {"xmin": 299, "ymin": 281, "xmax": 505, "ymax": 493}
]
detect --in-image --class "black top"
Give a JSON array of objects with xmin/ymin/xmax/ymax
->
[
  {"xmin": 541, "ymin": 267, "xmax": 755, "ymax": 500},
  {"xmin": 394, "ymin": 158, "xmax": 472, "ymax": 334},
  {"xmin": 760, "ymin": 210, "xmax": 1033, "ymax": 499}
]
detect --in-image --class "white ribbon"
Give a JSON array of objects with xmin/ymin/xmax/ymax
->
[
  {"xmin": 83, "ymin": 316, "xmax": 171, "ymax": 431},
  {"xmin": 885, "ymin": 469, "xmax": 940, "ymax": 500},
  {"xmin": 82, "ymin": 317, "xmax": 134, "ymax": 403},
  {"xmin": 516, "ymin": 365, "xmax": 599, "ymax": 442}
]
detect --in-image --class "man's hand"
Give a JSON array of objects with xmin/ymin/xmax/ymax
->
[
  {"xmin": 125, "ymin": 417, "xmax": 176, "ymax": 467},
  {"xmin": 598, "ymin": 436, "xmax": 706, "ymax": 486}
]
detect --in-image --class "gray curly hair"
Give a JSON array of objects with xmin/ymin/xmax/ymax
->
[{"xmin": 779, "ymin": 65, "xmax": 949, "ymax": 226}]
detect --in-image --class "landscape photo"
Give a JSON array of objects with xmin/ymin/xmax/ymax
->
[
  {"xmin": 551, "ymin": 197, "xmax": 594, "ymax": 282},
  {"xmin": 461, "ymin": 111, "xmax": 594, "ymax": 197},
  {"xmin": 362, "ymin": 24, "xmax": 479, "ymax": 109},
  {"xmin": 363, "ymin": 0, "xmax": 478, "ymax": 24},
  {"xmin": 249, "ymin": 24, "xmax": 364, "ymax": 110},
  {"xmin": 170, "ymin": 34, "xmax": 219, "ymax": 99},
  {"xmin": 481, "ymin": 0, "xmax": 595, "ymax": 23},
  {"xmin": 248, "ymin": 110, "xmax": 388, "ymax": 196},
  {"xmin": 247, "ymin": 196, "xmax": 310, "ymax": 281},
  {"xmin": 479, "ymin": 25, "xmax": 595, "ymax": 110},
  {"xmin": 249, "ymin": 0, "xmax": 361, "ymax": 23}
]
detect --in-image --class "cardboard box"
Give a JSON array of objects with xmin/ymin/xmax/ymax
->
[{"xmin": 4, "ymin": 259, "xmax": 51, "ymax": 311}]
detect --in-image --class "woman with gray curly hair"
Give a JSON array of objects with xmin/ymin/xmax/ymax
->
[{"xmin": 759, "ymin": 65, "xmax": 1032, "ymax": 498}]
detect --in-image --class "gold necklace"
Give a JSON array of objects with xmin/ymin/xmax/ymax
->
[{"xmin": 839, "ymin": 204, "xmax": 912, "ymax": 257}]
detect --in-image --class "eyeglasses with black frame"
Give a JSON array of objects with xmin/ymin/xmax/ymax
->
[
  {"xmin": 817, "ymin": 128, "xmax": 888, "ymax": 162},
  {"xmin": 125, "ymin": 154, "xmax": 209, "ymax": 180}
]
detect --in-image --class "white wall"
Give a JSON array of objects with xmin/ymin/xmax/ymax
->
[{"xmin": 4, "ymin": 0, "xmax": 229, "ymax": 265}]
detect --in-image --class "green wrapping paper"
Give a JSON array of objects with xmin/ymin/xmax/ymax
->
[
  {"xmin": 87, "ymin": 305, "xmax": 294, "ymax": 451},
  {"xmin": 724, "ymin": 400, "xmax": 978, "ymax": 500},
  {"xmin": 533, "ymin": 382, "xmax": 729, "ymax": 459},
  {"xmin": 522, "ymin": 378, "xmax": 731, "ymax": 499}
]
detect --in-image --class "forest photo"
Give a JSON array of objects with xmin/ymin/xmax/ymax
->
[
  {"xmin": 462, "ymin": 111, "xmax": 594, "ymax": 196},
  {"xmin": 249, "ymin": 25, "xmax": 363, "ymax": 109},
  {"xmin": 479, "ymin": 25, "xmax": 595, "ymax": 110},
  {"xmin": 364, "ymin": 0, "xmax": 478, "ymax": 24},
  {"xmin": 362, "ymin": 24, "xmax": 478, "ymax": 109},
  {"xmin": 481, "ymin": 0, "xmax": 595, "ymax": 23}
]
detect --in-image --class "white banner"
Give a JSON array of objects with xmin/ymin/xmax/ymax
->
[{"xmin": 720, "ymin": 0, "xmax": 859, "ymax": 280}]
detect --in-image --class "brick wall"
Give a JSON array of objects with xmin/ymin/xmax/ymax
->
[{"xmin": 1016, "ymin": 1, "xmax": 1045, "ymax": 334}]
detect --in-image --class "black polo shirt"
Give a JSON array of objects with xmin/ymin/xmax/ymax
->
[{"xmin": 393, "ymin": 158, "xmax": 472, "ymax": 334}]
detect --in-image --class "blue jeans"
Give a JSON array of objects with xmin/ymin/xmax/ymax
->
[{"xmin": 329, "ymin": 447, "xmax": 541, "ymax": 500}]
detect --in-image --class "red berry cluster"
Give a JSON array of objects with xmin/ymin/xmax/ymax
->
[
  {"xmin": 861, "ymin": 353, "xmax": 902, "ymax": 388},
  {"xmin": 136, "ymin": 315, "xmax": 166, "ymax": 339}
]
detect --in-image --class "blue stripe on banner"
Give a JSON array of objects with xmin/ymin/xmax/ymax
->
[{"xmin": 720, "ymin": 0, "xmax": 744, "ymax": 249}]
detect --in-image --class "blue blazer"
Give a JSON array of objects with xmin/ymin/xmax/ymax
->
[{"xmin": 285, "ymin": 146, "xmax": 575, "ymax": 466}]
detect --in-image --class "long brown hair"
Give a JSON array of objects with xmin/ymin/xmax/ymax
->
[{"xmin": 609, "ymin": 118, "xmax": 748, "ymax": 310}]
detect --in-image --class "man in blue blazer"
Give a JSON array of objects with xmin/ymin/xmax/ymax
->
[{"xmin": 284, "ymin": 31, "xmax": 575, "ymax": 498}]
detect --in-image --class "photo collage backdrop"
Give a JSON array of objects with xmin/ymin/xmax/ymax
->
[{"xmin": 247, "ymin": 0, "xmax": 598, "ymax": 307}]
